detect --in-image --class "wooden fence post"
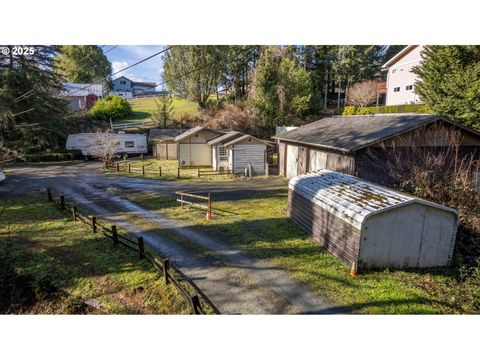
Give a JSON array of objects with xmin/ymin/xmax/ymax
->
[
  {"xmin": 111, "ymin": 225, "xmax": 118, "ymax": 247},
  {"xmin": 163, "ymin": 258, "xmax": 170, "ymax": 285},
  {"xmin": 47, "ymin": 188, "xmax": 53, "ymax": 202},
  {"xmin": 142, "ymin": 165, "xmax": 145, "ymax": 176},
  {"xmin": 197, "ymin": 167, "xmax": 200, "ymax": 178},
  {"xmin": 190, "ymin": 294, "xmax": 201, "ymax": 314},
  {"xmin": 206, "ymin": 192, "xmax": 212, "ymax": 221},
  {"xmin": 180, "ymin": 193, "xmax": 184, "ymax": 208},
  {"xmin": 116, "ymin": 163, "xmax": 120, "ymax": 172},
  {"xmin": 60, "ymin": 195, "xmax": 65, "ymax": 210},
  {"xmin": 177, "ymin": 168, "xmax": 180, "ymax": 179},
  {"xmin": 128, "ymin": 164, "xmax": 131, "ymax": 173},
  {"xmin": 158, "ymin": 166, "xmax": 162, "ymax": 177},
  {"xmin": 72, "ymin": 206, "xmax": 78, "ymax": 221},
  {"xmin": 141, "ymin": 153, "xmax": 144, "ymax": 161},
  {"xmin": 138, "ymin": 236, "xmax": 145, "ymax": 259},
  {"xmin": 91, "ymin": 216, "xmax": 97, "ymax": 233}
]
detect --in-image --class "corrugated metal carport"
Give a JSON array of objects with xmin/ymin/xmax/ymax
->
[{"xmin": 288, "ymin": 170, "xmax": 458, "ymax": 269}]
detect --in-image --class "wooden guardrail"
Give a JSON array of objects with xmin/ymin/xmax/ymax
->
[
  {"xmin": 109, "ymin": 162, "xmax": 232, "ymax": 179},
  {"xmin": 175, "ymin": 191, "xmax": 213, "ymax": 220},
  {"xmin": 46, "ymin": 188, "xmax": 219, "ymax": 315}
]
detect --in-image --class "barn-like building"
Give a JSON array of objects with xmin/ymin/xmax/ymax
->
[{"xmin": 273, "ymin": 114, "xmax": 480, "ymax": 186}]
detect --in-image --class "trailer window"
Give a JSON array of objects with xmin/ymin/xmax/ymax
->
[{"xmin": 125, "ymin": 141, "xmax": 134, "ymax": 148}]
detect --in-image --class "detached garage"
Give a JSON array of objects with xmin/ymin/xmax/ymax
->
[
  {"xmin": 288, "ymin": 170, "xmax": 458, "ymax": 269},
  {"xmin": 174, "ymin": 126, "xmax": 225, "ymax": 167}
]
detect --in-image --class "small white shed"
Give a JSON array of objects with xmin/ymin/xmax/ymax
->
[
  {"xmin": 224, "ymin": 134, "xmax": 270, "ymax": 176},
  {"xmin": 288, "ymin": 170, "xmax": 458, "ymax": 269}
]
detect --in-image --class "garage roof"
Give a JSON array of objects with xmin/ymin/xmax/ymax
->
[
  {"xmin": 207, "ymin": 131, "xmax": 242, "ymax": 145},
  {"xmin": 174, "ymin": 126, "xmax": 225, "ymax": 142},
  {"xmin": 289, "ymin": 170, "xmax": 457, "ymax": 230},
  {"xmin": 273, "ymin": 114, "xmax": 479, "ymax": 153}
]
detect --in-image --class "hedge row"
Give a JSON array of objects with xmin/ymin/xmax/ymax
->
[
  {"xmin": 19, "ymin": 151, "xmax": 83, "ymax": 162},
  {"xmin": 342, "ymin": 104, "xmax": 431, "ymax": 116}
]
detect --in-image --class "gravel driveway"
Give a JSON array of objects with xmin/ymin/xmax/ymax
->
[{"xmin": 1, "ymin": 161, "xmax": 339, "ymax": 314}]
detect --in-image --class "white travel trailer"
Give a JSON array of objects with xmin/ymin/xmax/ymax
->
[{"xmin": 66, "ymin": 132, "xmax": 147, "ymax": 158}]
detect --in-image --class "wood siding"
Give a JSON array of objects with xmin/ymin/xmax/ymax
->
[
  {"xmin": 232, "ymin": 144, "xmax": 266, "ymax": 175},
  {"xmin": 278, "ymin": 141, "xmax": 286, "ymax": 176},
  {"xmin": 178, "ymin": 129, "xmax": 220, "ymax": 166},
  {"xmin": 154, "ymin": 143, "xmax": 177, "ymax": 160},
  {"xmin": 288, "ymin": 189, "xmax": 360, "ymax": 265}
]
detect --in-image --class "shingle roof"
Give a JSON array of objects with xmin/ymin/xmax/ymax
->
[
  {"xmin": 224, "ymin": 134, "xmax": 271, "ymax": 147},
  {"xmin": 272, "ymin": 114, "xmax": 475, "ymax": 153},
  {"xmin": 207, "ymin": 131, "xmax": 242, "ymax": 145},
  {"xmin": 148, "ymin": 128, "xmax": 185, "ymax": 143},
  {"xmin": 174, "ymin": 126, "xmax": 226, "ymax": 142}
]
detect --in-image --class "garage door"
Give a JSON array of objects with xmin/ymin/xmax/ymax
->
[{"xmin": 286, "ymin": 145, "xmax": 299, "ymax": 178}]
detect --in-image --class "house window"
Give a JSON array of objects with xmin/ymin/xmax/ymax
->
[
  {"xmin": 393, "ymin": 87, "xmax": 400, "ymax": 92},
  {"xmin": 218, "ymin": 146, "xmax": 228, "ymax": 161},
  {"xmin": 125, "ymin": 141, "xmax": 134, "ymax": 148},
  {"xmin": 120, "ymin": 80, "xmax": 126, "ymax": 85},
  {"xmin": 406, "ymin": 85, "xmax": 413, "ymax": 91},
  {"xmin": 392, "ymin": 69, "xmax": 397, "ymax": 74}
]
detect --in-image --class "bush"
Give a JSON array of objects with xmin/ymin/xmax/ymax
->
[
  {"xmin": 90, "ymin": 95, "xmax": 133, "ymax": 120},
  {"xmin": 204, "ymin": 103, "xmax": 253, "ymax": 133},
  {"xmin": 342, "ymin": 103, "xmax": 431, "ymax": 116},
  {"xmin": 19, "ymin": 151, "xmax": 82, "ymax": 162}
]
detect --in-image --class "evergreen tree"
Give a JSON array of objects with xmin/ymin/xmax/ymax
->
[
  {"xmin": 162, "ymin": 46, "xmax": 225, "ymax": 108},
  {"xmin": 413, "ymin": 45, "xmax": 480, "ymax": 129},
  {"xmin": 251, "ymin": 47, "xmax": 312, "ymax": 136},
  {"xmin": 0, "ymin": 46, "xmax": 68, "ymax": 154},
  {"xmin": 152, "ymin": 94, "xmax": 174, "ymax": 127},
  {"xmin": 56, "ymin": 45, "xmax": 111, "ymax": 83}
]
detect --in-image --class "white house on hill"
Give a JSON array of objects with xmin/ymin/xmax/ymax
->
[
  {"xmin": 111, "ymin": 76, "xmax": 157, "ymax": 95},
  {"xmin": 382, "ymin": 45, "xmax": 425, "ymax": 106}
]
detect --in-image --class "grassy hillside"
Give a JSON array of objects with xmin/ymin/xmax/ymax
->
[{"xmin": 122, "ymin": 96, "xmax": 199, "ymax": 124}]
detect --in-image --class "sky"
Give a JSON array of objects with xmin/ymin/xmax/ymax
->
[{"xmin": 103, "ymin": 45, "xmax": 167, "ymax": 90}]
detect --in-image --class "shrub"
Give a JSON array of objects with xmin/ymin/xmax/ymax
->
[
  {"xmin": 19, "ymin": 151, "xmax": 82, "ymax": 162},
  {"xmin": 204, "ymin": 103, "xmax": 253, "ymax": 132},
  {"xmin": 90, "ymin": 95, "xmax": 133, "ymax": 120},
  {"xmin": 342, "ymin": 103, "xmax": 431, "ymax": 116}
]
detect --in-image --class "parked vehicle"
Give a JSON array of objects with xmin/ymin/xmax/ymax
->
[
  {"xmin": 0, "ymin": 171, "xmax": 5, "ymax": 183},
  {"xmin": 66, "ymin": 133, "xmax": 147, "ymax": 159}
]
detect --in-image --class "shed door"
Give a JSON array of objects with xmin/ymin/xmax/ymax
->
[
  {"xmin": 297, "ymin": 147, "xmax": 308, "ymax": 175},
  {"xmin": 286, "ymin": 145, "xmax": 299, "ymax": 178}
]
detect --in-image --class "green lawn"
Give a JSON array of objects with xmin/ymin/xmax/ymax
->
[
  {"xmin": 0, "ymin": 195, "xmax": 190, "ymax": 314},
  {"xmin": 124, "ymin": 188, "xmax": 480, "ymax": 314},
  {"xmin": 110, "ymin": 159, "xmax": 239, "ymax": 183},
  {"xmin": 120, "ymin": 96, "xmax": 199, "ymax": 124}
]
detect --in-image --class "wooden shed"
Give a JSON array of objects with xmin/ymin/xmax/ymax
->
[
  {"xmin": 273, "ymin": 114, "xmax": 480, "ymax": 185},
  {"xmin": 174, "ymin": 126, "xmax": 225, "ymax": 167},
  {"xmin": 207, "ymin": 130, "xmax": 243, "ymax": 171},
  {"xmin": 224, "ymin": 134, "xmax": 271, "ymax": 176},
  {"xmin": 148, "ymin": 128, "xmax": 185, "ymax": 160},
  {"xmin": 288, "ymin": 170, "xmax": 458, "ymax": 269}
]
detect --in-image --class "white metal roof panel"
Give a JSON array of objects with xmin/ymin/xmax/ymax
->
[{"xmin": 289, "ymin": 170, "xmax": 457, "ymax": 230}]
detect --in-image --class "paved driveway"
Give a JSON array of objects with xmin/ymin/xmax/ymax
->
[{"xmin": 1, "ymin": 161, "xmax": 339, "ymax": 314}]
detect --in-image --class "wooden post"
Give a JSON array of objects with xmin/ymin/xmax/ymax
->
[
  {"xmin": 206, "ymin": 192, "xmax": 212, "ymax": 221},
  {"xmin": 180, "ymin": 193, "xmax": 184, "ymax": 208},
  {"xmin": 60, "ymin": 195, "xmax": 65, "ymax": 210},
  {"xmin": 190, "ymin": 294, "xmax": 201, "ymax": 314},
  {"xmin": 72, "ymin": 206, "xmax": 78, "ymax": 221},
  {"xmin": 163, "ymin": 258, "xmax": 170, "ymax": 285},
  {"xmin": 128, "ymin": 164, "xmax": 131, "ymax": 173},
  {"xmin": 47, "ymin": 188, "xmax": 53, "ymax": 202},
  {"xmin": 177, "ymin": 168, "xmax": 180, "ymax": 179},
  {"xmin": 197, "ymin": 167, "xmax": 200, "ymax": 178},
  {"xmin": 142, "ymin": 165, "xmax": 145, "ymax": 176},
  {"xmin": 158, "ymin": 166, "xmax": 162, "ymax": 177},
  {"xmin": 116, "ymin": 163, "xmax": 120, "ymax": 172},
  {"xmin": 350, "ymin": 261, "xmax": 358, "ymax": 277},
  {"xmin": 137, "ymin": 236, "xmax": 145, "ymax": 259},
  {"xmin": 91, "ymin": 216, "xmax": 97, "ymax": 233},
  {"xmin": 111, "ymin": 225, "xmax": 118, "ymax": 247},
  {"xmin": 141, "ymin": 153, "xmax": 144, "ymax": 161}
]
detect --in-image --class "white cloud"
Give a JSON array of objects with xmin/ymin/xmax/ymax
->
[{"xmin": 111, "ymin": 60, "xmax": 129, "ymax": 75}]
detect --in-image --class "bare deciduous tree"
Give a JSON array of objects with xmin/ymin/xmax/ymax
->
[
  {"xmin": 346, "ymin": 80, "xmax": 378, "ymax": 107},
  {"xmin": 87, "ymin": 130, "xmax": 121, "ymax": 168}
]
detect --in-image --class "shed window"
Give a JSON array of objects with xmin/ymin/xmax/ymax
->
[
  {"xmin": 125, "ymin": 141, "xmax": 134, "ymax": 148},
  {"xmin": 392, "ymin": 69, "xmax": 397, "ymax": 74},
  {"xmin": 218, "ymin": 146, "xmax": 228, "ymax": 160},
  {"xmin": 120, "ymin": 80, "xmax": 126, "ymax": 85},
  {"xmin": 406, "ymin": 85, "xmax": 413, "ymax": 90},
  {"xmin": 393, "ymin": 87, "xmax": 400, "ymax": 92}
]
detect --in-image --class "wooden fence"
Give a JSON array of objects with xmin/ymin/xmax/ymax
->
[
  {"xmin": 176, "ymin": 191, "xmax": 213, "ymax": 220},
  {"xmin": 46, "ymin": 188, "xmax": 219, "ymax": 315},
  {"xmin": 109, "ymin": 162, "xmax": 232, "ymax": 179}
]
